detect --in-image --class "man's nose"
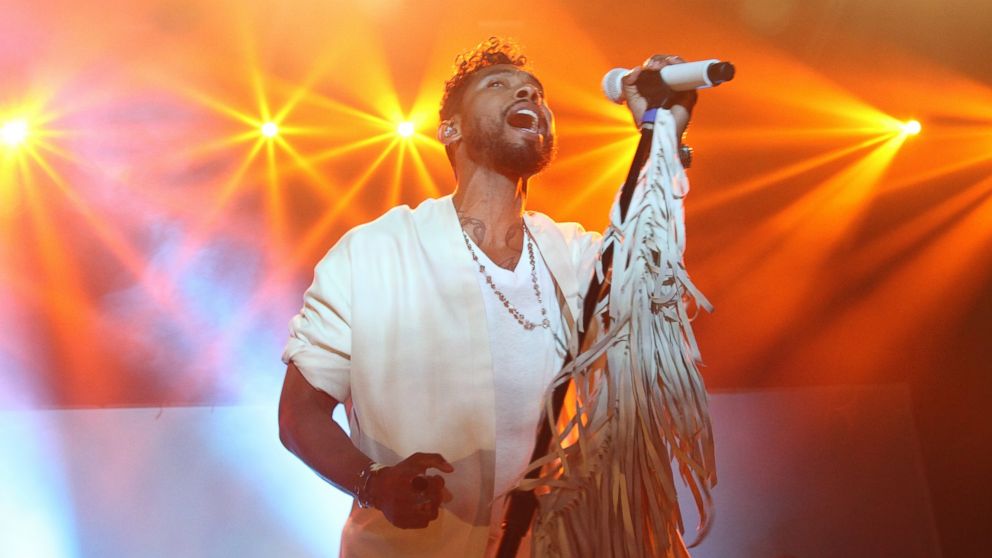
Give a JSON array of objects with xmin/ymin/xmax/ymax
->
[{"xmin": 515, "ymin": 84, "xmax": 541, "ymax": 103}]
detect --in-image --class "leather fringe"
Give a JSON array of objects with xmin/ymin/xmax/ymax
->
[{"xmin": 519, "ymin": 109, "xmax": 716, "ymax": 557}]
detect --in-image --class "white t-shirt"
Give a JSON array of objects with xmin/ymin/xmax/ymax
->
[{"xmin": 464, "ymin": 232, "xmax": 566, "ymax": 552}]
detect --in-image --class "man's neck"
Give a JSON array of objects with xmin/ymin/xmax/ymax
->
[
  {"xmin": 452, "ymin": 164, "xmax": 527, "ymax": 250},
  {"xmin": 451, "ymin": 162, "xmax": 529, "ymax": 270}
]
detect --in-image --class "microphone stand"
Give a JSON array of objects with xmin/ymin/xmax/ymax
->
[{"xmin": 496, "ymin": 88, "xmax": 671, "ymax": 557}]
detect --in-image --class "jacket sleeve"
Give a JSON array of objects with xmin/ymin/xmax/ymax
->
[{"xmin": 281, "ymin": 236, "xmax": 353, "ymax": 402}]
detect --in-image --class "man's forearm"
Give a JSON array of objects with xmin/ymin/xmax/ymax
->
[{"xmin": 278, "ymin": 362, "xmax": 371, "ymax": 498}]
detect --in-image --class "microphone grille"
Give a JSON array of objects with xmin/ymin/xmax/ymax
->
[{"xmin": 602, "ymin": 68, "xmax": 628, "ymax": 104}]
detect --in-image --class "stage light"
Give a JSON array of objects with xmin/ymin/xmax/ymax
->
[
  {"xmin": 901, "ymin": 120, "xmax": 921, "ymax": 136},
  {"xmin": 1, "ymin": 118, "xmax": 29, "ymax": 148},
  {"xmin": 397, "ymin": 121, "xmax": 415, "ymax": 138},
  {"xmin": 261, "ymin": 121, "xmax": 279, "ymax": 138}
]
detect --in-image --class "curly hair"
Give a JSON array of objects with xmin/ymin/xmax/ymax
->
[{"xmin": 439, "ymin": 37, "xmax": 529, "ymax": 122}]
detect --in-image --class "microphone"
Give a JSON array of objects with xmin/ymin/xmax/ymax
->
[{"xmin": 602, "ymin": 59, "xmax": 735, "ymax": 104}]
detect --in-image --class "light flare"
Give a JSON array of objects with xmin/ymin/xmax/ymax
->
[
  {"xmin": 901, "ymin": 119, "xmax": 922, "ymax": 136},
  {"xmin": 1, "ymin": 118, "xmax": 29, "ymax": 147},
  {"xmin": 397, "ymin": 121, "xmax": 415, "ymax": 138},
  {"xmin": 260, "ymin": 121, "xmax": 279, "ymax": 138}
]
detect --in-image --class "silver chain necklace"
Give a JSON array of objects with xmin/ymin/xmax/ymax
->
[{"xmin": 462, "ymin": 222, "xmax": 551, "ymax": 331}]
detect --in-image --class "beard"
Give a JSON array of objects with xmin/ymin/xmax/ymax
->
[{"xmin": 463, "ymin": 113, "xmax": 556, "ymax": 178}]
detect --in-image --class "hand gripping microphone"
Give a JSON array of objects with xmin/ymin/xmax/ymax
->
[{"xmin": 602, "ymin": 59, "xmax": 735, "ymax": 105}]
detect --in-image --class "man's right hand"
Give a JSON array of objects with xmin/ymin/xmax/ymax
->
[{"xmin": 370, "ymin": 452, "xmax": 454, "ymax": 529}]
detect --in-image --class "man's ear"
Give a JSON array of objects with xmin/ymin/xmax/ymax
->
[{"xmin": 437, "ymin": 118, "xmax": 462, "ymax": 145}]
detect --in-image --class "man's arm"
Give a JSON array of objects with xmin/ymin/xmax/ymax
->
[
  {"xmin": 278, "ymin": 362, "xmax": 454, "ymax": 529},
  {"xmin": 278, "ymin": 361, "xmax": 369, "ymax": 496}
]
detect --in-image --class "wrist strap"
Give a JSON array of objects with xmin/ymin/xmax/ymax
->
[{"xmin": 639, "ymin": 108, "xmax": 658, "ymax": 128}]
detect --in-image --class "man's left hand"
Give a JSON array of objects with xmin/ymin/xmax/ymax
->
[{"xmin": 621, "ymin": 54, "xmax": 697, "ymax": 140}]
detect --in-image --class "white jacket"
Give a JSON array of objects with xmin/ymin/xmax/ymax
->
[{"xmin": 283, "ymin": 194, "xmax": 601, "ymax": 557}]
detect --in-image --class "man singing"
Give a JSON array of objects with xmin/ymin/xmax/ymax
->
[{"xmin": 278, "ymin": 37, "xmax": 696, "ymax": 557}]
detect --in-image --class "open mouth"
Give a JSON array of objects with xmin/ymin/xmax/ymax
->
[{"xmin": 505, "ymin": 106, "xmax": 542, "ymax": 135}]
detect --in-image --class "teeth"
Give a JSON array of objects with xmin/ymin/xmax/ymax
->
[{"xmin": 507, "ymin": 108, "xmax": 539, "ymax": 131}]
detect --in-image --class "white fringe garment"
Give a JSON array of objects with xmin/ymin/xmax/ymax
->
[{"xmin": 519, "ymin": 109, "xmax": 717, "ymax": 557}]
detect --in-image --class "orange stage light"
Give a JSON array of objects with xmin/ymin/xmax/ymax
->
[
  {"xmin": 901, "ymin": 119, "xmax": 922, "ymax": 136},
  {"xmin": 397, "ymin": 121, "xmax": 415, "ymax": 138},
  {"xmin": 260, "ymin": 121, "xmax": 279, "ymax": 138},
  {"xmin": 1, "ymin": 118, "xmax": 29, "ymax": 148}
]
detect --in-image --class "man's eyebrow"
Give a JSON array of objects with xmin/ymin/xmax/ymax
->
[{"xmin": 480, "ymin": 69, "xmax": 545, "ymax": 92}]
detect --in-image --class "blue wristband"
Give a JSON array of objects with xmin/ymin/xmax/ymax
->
[{"xmin": 640, "ymin": 108, "xmax": 658, "ymax": 127}]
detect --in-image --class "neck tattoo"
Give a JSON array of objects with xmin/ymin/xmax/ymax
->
[{"xmin": 462, "ymin": 221, "xmax": 551, "ymax": 331}]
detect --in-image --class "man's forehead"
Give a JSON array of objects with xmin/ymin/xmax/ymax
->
[{"xmin": 470, "ymin": 64, "xmax": 544, "ymax": 91}]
